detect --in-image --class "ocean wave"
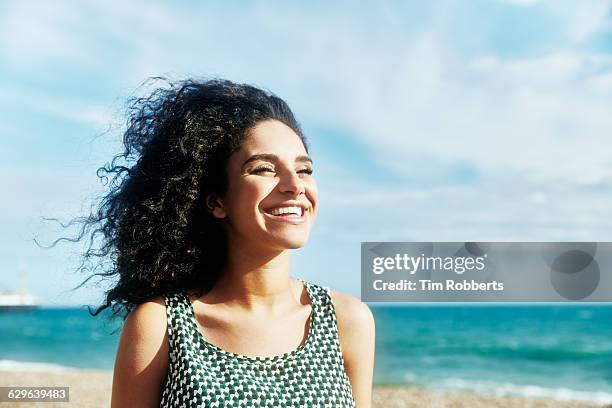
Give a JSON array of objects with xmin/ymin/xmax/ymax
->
[
  {"xmin": 418, "ymin": 342, "xmax": 612, "ymax": 363},
  {"xmin": 435, "ymin": 377, "xmax": 612, "ymax": 405},
  {"xmin": 0, "ymin": 360, "xmax": 79, "ymax": 373},
  {"xmin": 468, "ymin": 344, "xmax": 611, "ymax": 362}
]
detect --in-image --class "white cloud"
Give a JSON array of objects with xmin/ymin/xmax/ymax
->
[
  {"xmin": 558, "ymin": 0, "xmax": 612, "ymax": 45},
  {"xmin": 501, "ymin": 0, "xmax": 611, "ymax": 45},
  {"xmin": 3, "ymin": 89, "xmax": 115, "ymax": 127},
  {"xmin": 586, "ymin": 71, "xmax": 612, "ymax": 94},
  {"xmin": 316, "ymin": 176, "xmax": 612, "ymax": 242}
]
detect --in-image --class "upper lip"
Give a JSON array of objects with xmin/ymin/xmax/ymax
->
[{"xmin": 263, "ymin": 201, "xmax": 310, "ymax": 213}]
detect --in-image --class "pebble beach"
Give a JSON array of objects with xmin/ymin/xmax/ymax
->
[{"xmin": 1, "ymin": 369, "xmax": 608, "ymax": 408}]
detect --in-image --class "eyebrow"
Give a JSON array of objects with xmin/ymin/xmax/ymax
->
[{"xmin": 242, "ymin": 153, "xmax": 313, "ymax": 168}]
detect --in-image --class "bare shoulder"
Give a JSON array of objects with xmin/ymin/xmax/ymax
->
[
  {"xmin": 329, "ymin": 290, "xmax": 375, "ymax": 333},
  {"xmin": 111, "ymin": 296, "xmax": 169, "ymax": 407},
  {"xmin": 328, "ymin": 289, "xmax": 376, "ymax": 354},
  {"xmin": 329, "ymin": 290, "xmax": 376, "ymax": 407},
  {"xmin": 123, "ymin": 296, "xmax": 167, "ymax": 336},
  {"xmin": 116, "ymin": 296, "xmax": 168, "ymax": 350},
  {"xmin": 117, "ymin": 295, "xmax": 168, "ymax": 368}
]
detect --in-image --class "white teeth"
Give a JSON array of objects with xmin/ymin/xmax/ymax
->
[{"xmin": 268, "ymin": 206, "xmax": 303, "ymax": 216}]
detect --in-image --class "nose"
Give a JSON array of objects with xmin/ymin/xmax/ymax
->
[{"xmin": 277, "ymin": 169, "xmax": 305, "ymax": 196}]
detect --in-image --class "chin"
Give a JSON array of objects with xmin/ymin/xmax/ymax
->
[{"xmin": 269, "ymin": 234, "xmax": 310, "ymax": 250}]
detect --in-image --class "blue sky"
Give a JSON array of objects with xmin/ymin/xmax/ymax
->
[{"xmin": 1, "ymin": 0, "xmax": 611, "ymax": 305}]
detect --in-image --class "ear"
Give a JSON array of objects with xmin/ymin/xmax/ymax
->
[{"xmin": 206, "ymin": 194, "xmax": 227, "ymax": 219}]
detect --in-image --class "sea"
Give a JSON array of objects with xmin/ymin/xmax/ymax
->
[{"xmin": 1, "ymin": 304, "xmax": 611, "ymax": 405}]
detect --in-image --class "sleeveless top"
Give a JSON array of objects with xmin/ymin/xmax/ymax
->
[{"xmin": 159, "ymin": 278, "xmax": 357, "ymax": 407}]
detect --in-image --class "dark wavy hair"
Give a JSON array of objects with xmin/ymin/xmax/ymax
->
[{"xmin": 44, "ymin": 77, "xmax": 308, "ymax": 322}]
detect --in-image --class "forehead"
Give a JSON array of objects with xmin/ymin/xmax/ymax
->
[{"xmin": 239, "ymin": 119, "xmax": 306, "ymax": 155}]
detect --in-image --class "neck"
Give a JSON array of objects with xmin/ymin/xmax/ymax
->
[{"xmin": 209, "ymin": 234, "xmax": 297, "ymax": 314}]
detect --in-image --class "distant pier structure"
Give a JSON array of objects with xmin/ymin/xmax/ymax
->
[{"xmin": 0, "ymin": 270, "xmax": 40, "ymax": 310}]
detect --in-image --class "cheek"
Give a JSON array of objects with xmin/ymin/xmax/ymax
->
[
  {"xmin": 228, "ymin": 180, "xmax": 273, "ymax": 213},
  {"xmin": 309, "ymin": 176, "xmax": 319, "ymax": 192},
  {"xmin": 306, "ymin": 180, "xmax": 319, "ymax": 210}
]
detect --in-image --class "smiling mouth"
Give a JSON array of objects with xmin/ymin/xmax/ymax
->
[
  {"xmin": 265, "ymin": 206, "xmax": 305, "ymax": 217},
  {"xmin": 263, "ymin": 206, "xmax": 307, "ymax": 223}
]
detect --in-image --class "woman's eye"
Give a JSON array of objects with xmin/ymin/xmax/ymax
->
[
  {"xmin": 251, "ymin": 166, "xmax": 313, "ymax": 175},
  {"xmin": 252, "ymin": 165, "xmax": 275, "ymax": 174}
]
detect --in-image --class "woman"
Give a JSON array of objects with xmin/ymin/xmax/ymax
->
[{"xmin": 93, "ymin": 78, "xmax": 374, "ymax": 407}]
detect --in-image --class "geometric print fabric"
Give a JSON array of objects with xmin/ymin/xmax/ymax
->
[{"xmin": 159, "ymin": 278, "xmax": 357, "ymax": 407}]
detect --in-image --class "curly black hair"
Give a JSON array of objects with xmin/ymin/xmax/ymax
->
[{"xmin": 44, "ymin": 77, "xmax": 308, "ymax": 322}]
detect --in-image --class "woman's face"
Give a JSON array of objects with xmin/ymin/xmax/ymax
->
[{"xmin": 212, "ymin": 119, "xmax": 318, "ymax": 251}]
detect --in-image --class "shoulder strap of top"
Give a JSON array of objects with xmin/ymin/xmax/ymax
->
[
  {"xmin": 302, "ymin": 280, "xmax": 341, "ymax": 333},
  {"xmin": 162, "ymin": 291, "xmax": 192, "ymax": 349},
  {"xmin": 300, "ymin": 279, "xmax": 335, "ymax": 327},
  {"xmin": 322, "ymin": 285, "xmax": 340, "ymax": 328},
  {"xmin": 301, "ymin": 281, "xmax": 350, "ymax": 370}
]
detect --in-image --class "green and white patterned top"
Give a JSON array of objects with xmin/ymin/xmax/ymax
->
[{"xmin": 160, "ymin": 278, "xmax": 357, "ymax": 407}]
